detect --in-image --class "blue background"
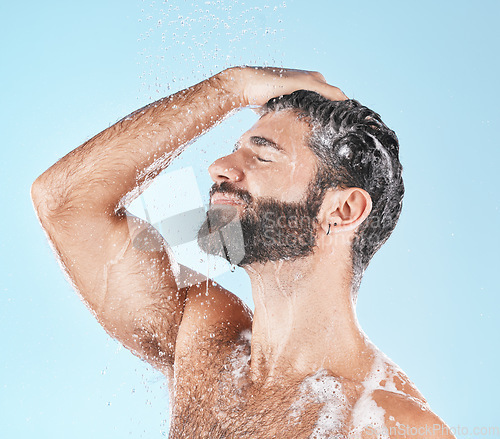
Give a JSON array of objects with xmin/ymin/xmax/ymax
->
[{"xmin": 1, "ymin": 0, "xmax": 499, "ymax": 437}]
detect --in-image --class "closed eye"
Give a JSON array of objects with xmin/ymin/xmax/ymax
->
[{"xmin": 257, "ymin": 157, "xmax": 273, "ymax": 163}]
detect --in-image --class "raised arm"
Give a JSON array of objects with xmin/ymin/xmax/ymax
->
[{"xmin": 30, "ymin": 66, "xmax": 345, "ymax": 374}]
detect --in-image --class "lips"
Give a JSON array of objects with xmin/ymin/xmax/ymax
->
[{"xmin": 210, "ymin": 193, "xmax": 246, "ymax": 206}]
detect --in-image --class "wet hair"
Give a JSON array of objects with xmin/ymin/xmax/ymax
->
[{"xmin": 262, "ymin": 91, "xmax": 404, "ymax": 294}]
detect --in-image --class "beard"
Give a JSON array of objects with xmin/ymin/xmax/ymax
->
[{"xmin": 197, "ymin": 180, "xmax": 324, "ymax": 266}]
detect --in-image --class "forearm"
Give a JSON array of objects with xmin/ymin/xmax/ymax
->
[
  {"xmin": 32, "ymin": 66, "xmax": 346, "ymax": 220},
  {"xmin": 32, "ymin": 71, "xmax": 240, "ymax": 218}
]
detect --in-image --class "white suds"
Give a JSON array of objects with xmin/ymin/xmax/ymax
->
[
  {"xmin": 349, "ymin": 353, "xmax": 391, "ymax": 439},
  {"xmin": 215, "ymin": 330, "xmax": 251, "ymax": 419},
  {"xmin": 290, "ymin": 370, "xmax": 348, "ymax": 439},
  {"xmin": 338, "ymin": 144, "xmax": 352, "ymax": 159},
  {"xmin": 229, "ymin": 329, "xmax": 251, "ymax": 382},
  {"xmin": 366, "ymin": 132, "xmax": 393, "ymax": 179}
]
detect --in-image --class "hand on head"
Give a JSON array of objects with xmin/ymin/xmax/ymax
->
[{"xmin": 218, "ymin": 66, "xmax": 348, "ymax": 108}]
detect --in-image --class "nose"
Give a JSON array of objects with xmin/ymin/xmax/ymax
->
[{"xmin": 208, "ymin": 154, "xmax": 244, "ymax": 183}]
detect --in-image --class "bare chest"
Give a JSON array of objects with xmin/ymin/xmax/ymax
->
[{"xmin": 168, "ymin": 345, "xmax": 358, "ymax": 439}]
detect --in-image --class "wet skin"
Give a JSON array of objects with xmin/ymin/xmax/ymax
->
[
  {"xmin": 32, "ymin": 67, "xmax": 453, "ymax": 438},
  {"xmin": 169, "ymin": 112, "xmax": 442, "ymax": 438}
]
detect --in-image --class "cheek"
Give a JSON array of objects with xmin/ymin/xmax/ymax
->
[
  {"xmin": 249, "ymin": 167, "xmax": 286, "ymax": 198},
  {"xmin": 281, "ymin": 155, "xmax": 317, "ymax": 202},
  {"xmin": 263, "ymin": 163, "xmax": 315, "ymax": 202}
]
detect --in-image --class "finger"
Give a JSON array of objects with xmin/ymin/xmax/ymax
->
[
  {"xmin": 310, "ymin": 71, "xmax": 326, "ymax": 83},
  {"xmin": 319, "ymin": 84, "xmax": 348, "ymax": 101}
]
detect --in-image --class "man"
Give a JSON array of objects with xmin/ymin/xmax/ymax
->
[{"xmin": 32, "ymin": 67, "xmax": 452, "ymax": 438}]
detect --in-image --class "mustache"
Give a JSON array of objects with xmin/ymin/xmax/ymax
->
[{"xmin": 209, "ymin": 181, "xmax": 253, "ymax": 205}]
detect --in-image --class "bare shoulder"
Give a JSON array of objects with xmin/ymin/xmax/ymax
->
[
  {"xmin": 174, "ymin": 278, "xmax": 253, "ymax": 364},
  {"xmin": 372, "ymin": 389, "xmax": 455, "ymax": 439},
  {"xmin": 348, "ymin": 358, "xmax": 454, "ymax": 439}
]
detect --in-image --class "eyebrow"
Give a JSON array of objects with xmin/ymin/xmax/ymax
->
[
  {"xmin": 249, "ymin": 136, "xmax": 285, "ymax": 153},
  {"xmin": 232, "ymin": 136, "xmax": 286, "ymax": 154}
]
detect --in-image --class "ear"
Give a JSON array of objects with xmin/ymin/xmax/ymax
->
[{"xmin": 319, "ymin": 187, "xmax": 372, "ymax": 234}]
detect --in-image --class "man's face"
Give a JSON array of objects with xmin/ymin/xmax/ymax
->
[{"xmin": 198, "ymin": 110, "xmax": 325, "ymax": 266}]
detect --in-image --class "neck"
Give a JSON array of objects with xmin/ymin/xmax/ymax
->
[{"xmin": 244, "ymin": 251, "xmax": 373, "ymax": 385}]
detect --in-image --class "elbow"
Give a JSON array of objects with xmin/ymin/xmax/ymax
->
[
  {"xmin": 31, "ymin": 175, "xmax": 45, "ymax": 203},
  {"xmin": 31, "ymin": 174, "xmax": 57, "ymax": 223},
  {"xmin": 31, "ymin": 176, "xmax": 48, "ymax": 220}
]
